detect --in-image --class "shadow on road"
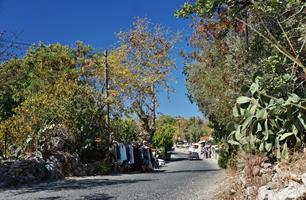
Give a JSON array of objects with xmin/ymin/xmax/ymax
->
[
  {"xmin": 36, "ymin": 192, "xmax": 114, "ymax": 200},
  {"xmin": 153, "ymin": 168, "xmax": 221, "ymax": 174},
  {"xmin": 11, "ymin": 178, "xmax": 156, "ymax": 196},
  {"xmin": 169, "ymin": 157, "xmax": 188, "ymax": 162},
  {"xmin": 80, "ymin": 193, "xmax": 114, "ymax": 200},
  {"xmin": 38, "ymin": 197, "xmax": 62, "ymax": 200}
]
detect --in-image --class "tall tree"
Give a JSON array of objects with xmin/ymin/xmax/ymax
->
[
  {"xmin": 176, "ymin": 0, "xmax": 306, "ymax": 142},
  {"xmin": 117, "ymin": 18, "xmax": 179, "ymax": 139}
]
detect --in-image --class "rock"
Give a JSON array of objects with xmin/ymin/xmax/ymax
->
[
  {"xmin": 8, "ymin": 145, "xmax": 22, "ymax": 158},
  {"xmin": 245, "ymin": 186, "xmax": 256, "ymax": 198},
  {"xmin": 51, "ymin": 137, "xmax": 65, "ymax": 150},
  {"xmin": 276, "ymin": 180, "xmax": 306, "ymax": 200},
  {"xmin": 252, "ymin": 166, "xmax": 261, "ymax": 176},
  {"xmin": 257, "ymin": 186, "xmax": 277, "ymax": 200},
  {"xmin": 261, "ymin": 173, "xmax": 273, "ymax": 186},
  {"xmin": 260, "ymin": 168, "xmax": 273, "ymax": 175},
  {"xmin": 302, "ymin": 173, "xmax": 306, "ymax": 185},
  {"xmin": 272, "ymin": 167, "xmax": 288, "ymax": 182},
  {"xmin": 230, "ymin": 189, "xmax": 236, "ymax": 195},
  {"xmin": 273, "ymin": 164, "xmax": 281, "ymax": 173},
  {"xmin": 261, "ymin": 163, "xmax": 273, "ymax": 169},
  {"xmin": 266, "ymin": 181, "xmax": 278, "ymax": 190},
  {"xmin": 0, "ymin": 158, "xmax": 48, "ymax": 188},
  {"xmin": 239, "ymin": 174, "xmax": 247, "ymax": 186},
  {"xmin": 25, "ymin": 151, "xmax": 44, "ymax": 162}
]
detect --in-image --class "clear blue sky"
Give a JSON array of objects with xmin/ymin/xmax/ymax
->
[{"xmin": 0, "ymin": 0, "xmax": 203, "ymax": 118}]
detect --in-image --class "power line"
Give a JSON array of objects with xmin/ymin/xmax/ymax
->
[{"xmin": 0, "ymin": 39, "xmax": 36, "ymax": 47}]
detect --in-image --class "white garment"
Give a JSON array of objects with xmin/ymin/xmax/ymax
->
[
  {"xmin": 118, "ymin": 143, "xmax": 127, "ymax": 161},
  {"xmin": 128, "ymin": 145, "xmax": 134, "ymax": 164}
]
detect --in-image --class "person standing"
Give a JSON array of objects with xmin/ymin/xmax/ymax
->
[{"xmin": 141, "ymin": 141, "xmax": 149, "ymax": 172}]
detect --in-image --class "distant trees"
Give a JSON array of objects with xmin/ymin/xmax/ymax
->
[{"xmin": 152, "ymin": 115, "xmax": 209, "ymax": 158}]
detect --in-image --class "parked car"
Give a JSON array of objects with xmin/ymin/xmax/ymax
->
[
  {"xmin": 188, "ymin": 151, "xmax": 200, "ymax": 160},
  {"xmin": 158, "ymin": 159, "xmax": 166, "ymax": 166},
  {"xmin": 188, "ymin": 143, "xmax": 201, "ymax": 155}
]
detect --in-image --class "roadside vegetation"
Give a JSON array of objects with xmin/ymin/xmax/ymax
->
[
  {"xmin": 176, "ymin": 0, "xmax": 306, "ymax": 199},
  {"xmin": 0, "ymin": 18, "xmax": 210, "ymax": 163},
  {"xmin": 1, "ymin": 1, "xmax": 305, "ymax": 197}
]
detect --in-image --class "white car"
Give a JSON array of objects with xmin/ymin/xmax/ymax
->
[{"xmin": 158, "ymin": 159, "xmax": 166, "ymax": 166}]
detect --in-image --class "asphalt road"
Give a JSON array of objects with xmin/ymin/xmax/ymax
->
[{"xmin": 0, "ymin": 152, "xmax": 225, "ymax": 200}]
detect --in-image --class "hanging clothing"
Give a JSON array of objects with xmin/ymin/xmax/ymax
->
[
  {"xmin": 128, "ymin": 144, "xmax": 135, "ymax": 164},
  {"xmin": 141, "ymin": 145, "xmax": 149, "ymax": 166},
  {"xmin": 134, "ymin": 146, "xmax": 142, "ymax": 170},
  {"xmin": 147, "ymin": 147, "xmax": 153, "ymax": 169},
  {"xmin": 126, "ymin": 144, "xmax": 130, "ymax": 162},
  {"xmin": 116, "ymin": 143, "xmax": 121, "ymax": 160},
  {"xmin": 118, "ymin": 143, "xmax": 127, "ymax": 161},
  {"xmin": 110, "ymin": 143, "xmax": 118, "ymax": 162}
]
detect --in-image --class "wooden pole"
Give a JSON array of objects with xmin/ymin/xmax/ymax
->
[
  {"xmin": 151, "ymin": 82, "xmax": 156, "ymax": 140},
  {"xmin": 4, "ymin": 130, "xmax": 7, "ymax": 159},
  {"xmin": 104, "ymin": 50, "xmax": 110, "ymax": 144}
]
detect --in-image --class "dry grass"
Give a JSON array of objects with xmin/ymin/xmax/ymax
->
[
  {"xmin": 213, "ymin": 170, "xmax": 244, "ymax": 200},
  {"xmin": 280, "ymin": 150, "xmax": 306, "ymax": 175},
  {"xmin": 272, "ymin": 150, "xmax": 306, "ymax": 189},
  {"xmin": 213, "ymin": 152, "xmax": 269, "ymax": 200},
  {"xmin": 213, "ymin": 150, "xmax": 306, "ymax": 200}
]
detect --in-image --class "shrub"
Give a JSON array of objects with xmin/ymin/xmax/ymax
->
[
  {"xmin": 218, "ymin": 148, "xmax": 230, "ymax": 169},
  {"xmin": 95, "ymin": 163, "xmax": 112, "ymax": 175}
]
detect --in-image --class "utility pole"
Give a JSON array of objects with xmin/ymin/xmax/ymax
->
[
  {"xmin": 104, "ymin": 50, "xmax": 117, "ymax": 173},
  {"xmin": 104, "ymin": 50, "xmax": 110, "ymax": 144},
  {"xmin": 4, "ymin": 130, "xmax": 7, "ymax": 159},
  {"xmin": 151, "ymin": 82, "xmax": 156, "ymax": 140}
]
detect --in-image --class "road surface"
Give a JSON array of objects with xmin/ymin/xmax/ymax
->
[{"xmin": 0, "ymin": 152, "xmax": 225, "ymax": 200}]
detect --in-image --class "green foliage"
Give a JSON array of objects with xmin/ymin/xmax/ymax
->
[
  {"xmin": 0, "ymin": 43, "xmax": 107, "ymax": 155},
  {"xmin": 95, "ymin": 163, "xmax": 112, "ymax": 175},
  {"xmin": 176, "ymin": 0, "xmax": 306, "ymax": 162},
  {"xmin": 185, "ymin": 117, "xmax": 206, "ymax": 143},
  {"xmin": 111, "ymin": 118, "xmax": 139, "ymax": 143},
  {"xmin": 183, "ymin": 16, "xmax": 247, "ymax": 142},
  {"xmin": 229, "ymin": 81, "xmax": 306, "ymax": 160},
  {"xmin": 117, "ymin": 18, "xmax": 179, "ymax": 137},
  {"xmin": 0, "ymin": 18, "xmax": 182, "ymax": 160},
  {"xmin": 175, "ymin": 0, "xmax": 304, "ymax": 18},
  {"xmin": 175, "ymin": 0, "xmax": 226, "ymax": 18},
  {"xmin": 153, "ymin": 115, "xmax": 176, "ymax": 154},
  {"xmin": 218, "ymin": 148, "xmax": 230, "ymax": 169}
]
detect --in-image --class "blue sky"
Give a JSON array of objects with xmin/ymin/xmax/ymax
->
[{"xmin": 0, "ymin": 0, "xmax": 203, "ymax": 118}]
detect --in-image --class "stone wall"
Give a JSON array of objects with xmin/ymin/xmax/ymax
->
[
  {"xmin": 0, "ymin": 151, "xmax": 87, "ymax": 188},
  {"xmin": 0, "ymin": 125, "xmax": 107, "ymax": 188},
  {"xmin": 236, "ymin": 156, "xmax": 306, "ymax": 199}
]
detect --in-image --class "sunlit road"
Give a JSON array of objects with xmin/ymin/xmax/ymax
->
[{"xmin": 0, "ymin": 152, "xmax": 225, "ymax": 200}]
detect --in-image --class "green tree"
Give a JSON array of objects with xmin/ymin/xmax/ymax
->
[
  {"xmin": 177, "ymin": 0, "xmax": 306, "ymax": 144},
  {"xmin": 153, "ymin": 115, "xmax": 176, "ymax": 158},
  {"xmin": 117, "ymin": 18, "xmax": 179, "ymax": 139},
  {"xmin": 111, "ymin": 118, "xmax": 139, "ymax": 143},
  {"xmin": 185, "ymin": 117, "xmax": 205, "ymax": 143},
  {"xmin": 0, "ymin": 43, "xmax": 108, "ymax": 157}
]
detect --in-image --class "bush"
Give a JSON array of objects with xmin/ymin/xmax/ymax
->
[
  {"xmin": 95, "ymin": 163, "xmax": 112, "ymax": 175},
  {"xmin": 218, "ymin": 149, "xmax": 230, "ymax": 169}
]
